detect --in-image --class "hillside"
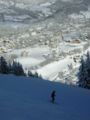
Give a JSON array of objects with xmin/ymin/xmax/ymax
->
[{"xmin": 0, "ymin": 75, "xmax": 90, "ymax": 120}]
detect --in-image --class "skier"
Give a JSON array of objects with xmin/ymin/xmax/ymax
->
[{"xmin": 51, "ymin": 90, "xmax": 56, "ymax": 103}]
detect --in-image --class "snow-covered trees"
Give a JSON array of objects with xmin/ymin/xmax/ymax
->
[{"xmin": 78, "ymin": 52, "xmax": 90, "ymax": 89}]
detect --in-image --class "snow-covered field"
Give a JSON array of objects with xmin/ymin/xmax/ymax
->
[{"xmin": 0, "ymin": 75, "xmax": 90, "ymax": 120}]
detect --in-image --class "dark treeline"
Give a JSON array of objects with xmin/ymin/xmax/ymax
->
[
  {"xmin": 0, "ymin": 56, "xmax": 39, "ymax": 78},
  {"xmin": 0, "ymin": 56, "xmax": 25, "ymax": 76}
]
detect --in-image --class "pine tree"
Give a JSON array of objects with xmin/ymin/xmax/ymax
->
[
  {"xmin": 8, "ymin": 63, "xmax": 12, "ymax": 73},
  {"xmin": 28, "ymin": 70, "xmax": 33, "ymax": 77},
  {"xmin": 0, "ymin": 56, "xmax": 9, "ymax": 74},
  {"xmin": 78, "ymin": 56, "xmax": 87, "ymax": 88},
  {"xmin": 12, "ymin": 61, "xmax": 25, "ymax": 76},
  {"xmin": 85, "ymin": 52, "xmax": 90, "ymax": 88},
  {"xmin": 78, "ymin": 52, "xmax": 90, "ymax": 89},
  {"xmin": 85, "ymin": 52, "xmax": 90, "ymax": 72}
]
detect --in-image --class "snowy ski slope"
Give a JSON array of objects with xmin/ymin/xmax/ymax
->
[{"xmin": 0, "ymin": 75, "xmax": 90, "ymax": 120}]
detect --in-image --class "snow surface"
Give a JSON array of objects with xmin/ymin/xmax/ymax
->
[
  {"xmin": 37, "ymin": 57, "xmax": 74, "ymax": 80},
  {"xmin": 7, "ymin": 46, "xmax": 85, "ymax": 83},
  {"xmin": 9, "ymin": 46, "xmax": 77, "ymax": 81},
  {"xmin": 16, "ymin": 57, "xmax": 45, "ymax": 67},
  {"xmin": 9, "ymin": 46, "xmax": 50, "ymax": 68},
  {"xmin": 0, "ymin": 75, "xmax": 90, "ymax": 120}
]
